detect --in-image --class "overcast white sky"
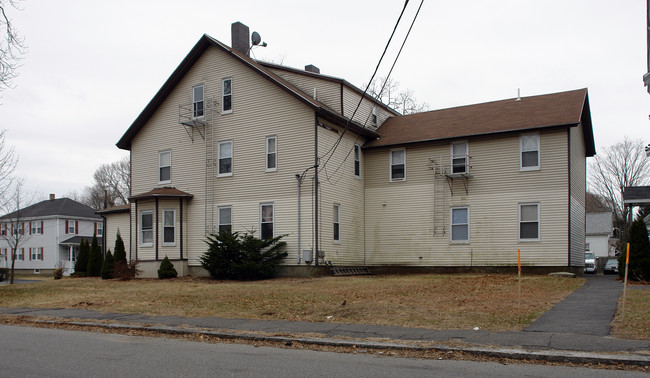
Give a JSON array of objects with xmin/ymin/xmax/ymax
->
[{"xmin": 0, "ymin": 0, "xmax": 648, "ymax": 199}]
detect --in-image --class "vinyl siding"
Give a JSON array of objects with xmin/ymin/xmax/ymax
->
[
  {"xmin": 364, "ymin": 129, "xmax": 570, "ymax": 267},
  {"xmin": 104, "ymin": 212, "xmax": 130, "ymax": 261},
  {"xmin": 130, "ymin": 45, "xmax": 319, "ymax": 267},
  {"xmin": 342, "ymin": 86, "xmax": 392, "ymax": 129},
  {"xmin": 569, "ymin": 123, "xmax": 587, "ymax": 267},
  {"xmin": 266, "ymin": 68, "xmax": 342, "ymax": 115}
]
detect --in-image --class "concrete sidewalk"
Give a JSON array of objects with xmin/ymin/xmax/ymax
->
[{"xmin": 0, "ymin": 275, "xmax": 648, "ymax": 366}]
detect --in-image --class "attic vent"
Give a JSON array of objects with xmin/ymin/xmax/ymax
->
[{"xmin": 305, "ymin": 64, "xmax": 320, "ymax": 74}]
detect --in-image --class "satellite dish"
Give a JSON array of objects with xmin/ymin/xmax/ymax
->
[{"xmin": 251, "ymin": 31, "xmax": 262, "ymax": 46}]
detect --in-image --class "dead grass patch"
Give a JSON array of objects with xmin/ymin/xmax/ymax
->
[
  {"xmin": 611, "ymin": 285, "xmax": 650, "ymax": 340},
  {"xmin": 0, "ymin": 274, "xmax": 584, "ymax": 331}
]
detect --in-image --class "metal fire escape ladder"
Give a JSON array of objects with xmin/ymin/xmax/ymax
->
[{"xmin": 429, "ymin": 155, "xmax": 447, "ymax": 237}]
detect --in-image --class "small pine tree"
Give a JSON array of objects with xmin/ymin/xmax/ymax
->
[
  {"xmin": 101, "ymin": 249, "xmax": 115, "ymax": 279},
  {"xmin": 621, "ymin": 218, "xmax": 650, "ymax": 281},
  {"xmin": 157, "ymin": 256, "xmax": 178, "ymax": 279},
  {"xmin": 74, "ymin": 239, "xmax": 89, "ymax": 276},
  {"xmin": 113, "ymin": 231, "xmax": 127, "ymax": 264},
  {"xmin": 87, "ymin": 233, "xmax": 103, "ymax": 277}
]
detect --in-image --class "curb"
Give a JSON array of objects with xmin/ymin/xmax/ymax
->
[{"xmin": 31, "ymin": 319, "xmax": 650, "ymax": 367}]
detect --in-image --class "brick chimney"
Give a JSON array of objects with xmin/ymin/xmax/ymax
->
[
  {"xmin": 305, "ymin": 64, "xmax": 320, "ymax": 74},
  {"xmin": 231, "ymin": 21, "xmax": 250, "ymax": 55},
  {"xmin": 49, "ymin": 194, "xmax": 55, "ymax": 201}
]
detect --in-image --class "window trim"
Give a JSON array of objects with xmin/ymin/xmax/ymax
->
[
  {"xmin": 140, "ymin": 210, "xmax": 154, "ymax": 247},
  {"xmin": 96, "ymin": 222, "xmax": 103, "ymax": 237},
  {"xmin": 31, "ymin": 221, "xmax": 42, "ymax": 235},
  {"xmin": 192, "ymin": 84, "xmax": 204, "ymax": 118},
  {"xmin": 31, "ymin": 247, "xmax": 43, "ymax": 261},
  {"xmin": 260, "ymin": 203, "xmax": 274, "ymax": 240},
  {"xmin": 217, "ymin": 206, "xmax": 232, "ymax": 234},
  {"xmin": 354, "ymin": 144, "xmax": 361, "ymax": 178},
  {"xmin": 67, "ymin": 221, "xmax": 75, "ymax": 235},
  {"xmin": 162, "ymin": 209, "xmax": 176, "ymax": 247},
  {"xmin": 451, "ymin": 141, "xmax": 469, "ymax": 175},
  {"xmin": 218, "ymin": 140, "xmax": 233, "ymax": 177},
  {"xmin": 371, "ymin": 105, "xmax": 378, "ymax": 126},
  {"xmin": 450, "ymin": 206, "xmax": 470, "ymax": 244},
  {"xmin": 222, "ymin": 77, "xmax": 233, "ymax": 114},
  {"xmin": 266, "ymin": 136, "xmax": 277, "ymax": 172},
  {"xmin": 389, "ymin": 149, "xmax": 406, "ymax": 182},
  {"xmin": 159, "ymin": 150, "xmax": 172, "ymax": 184},
  {"xmin": 333, "ymin": 203, "xmax": 341, "ymax": 243},
  {"xmin": 520, "ymin": 133, "xmax": 540, "ymax": 171},
  {"xmin": 518, "ymin": 202, "xmax": 540, "ymax": 242}
]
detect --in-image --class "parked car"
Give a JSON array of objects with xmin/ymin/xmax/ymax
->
[
  {"xmin": 603, "ymin": 258, "xmax": 619, "ymax": 275},
  {"xmin": 584, "ymin": 252, "xmax": 596, "ymax": 274}
]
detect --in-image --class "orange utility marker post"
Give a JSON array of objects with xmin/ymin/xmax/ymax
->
[
  {"xmin": 517, "ymin": 249, "xmax": 522, "ymax": 324},
  {"xmin": 621, "ymin": 243, "xmax": 630, "ymax": 321}
]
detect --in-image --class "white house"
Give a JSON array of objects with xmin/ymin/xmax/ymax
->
[{"xmin": 0, "ymin": 195, "xmax": 102, "ymax": 276}]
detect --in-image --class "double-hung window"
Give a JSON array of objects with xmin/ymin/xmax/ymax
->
[
  {"xmin": 222, "ymin": 78, "xmax": 232, "ymax": 113},
  {"xmin": 390, "ymin": 149, "xmax": 406, "ymax": 181},
  {"xmin": 450, "ymin": 207, "xmax": 469, "ymax": 243},
  {"xmin": 163, "ymin": 209, "xmax": 175, "ymax": 246},
  {"xmin": 193, "ymin": 85, "xmax": 204, "ymax": 118},
  {"xmin": 141, "ymin": 211, "xmax": 153, "ymax": 246},
  {"xmin": 31, "ymin": 221, "xmax": 42, "ymax": 235},
  {"xmin": 159, "ymin": 150, "xmax": 171, "ymax": 183},
  {"xmin": 218, "ymin": 206, "xmax": 232, "ymax": 234},
  {"xmin": 519, "ymin": 203, "xmax": 540, "ymax": 241},
  {"xmin": 18, "ymin": 248, "xmax": 24, "ymax": 260},
  {"xmin": 520, "ymin": 133, "xmax": 540, "ymax": 170},
  {"xmin": 260, "ymin": 203, "xmax": 274, "ymax": 240},
  {"xmin": 266, "ymin": 136, "xmax": 277, "ymax": 171},
  {"xmin": 333, "ymin": 204, "xmax": 341, "ymax": 242},
  {"xmin": 96, "ymin": 222, "xmax": 103, "ymax": 237},
  {"xmin": 451, "ymin": 142, "xmax": 468, "ymax": 174},
  {"xmin": 67, "ymin": 221, "xmax": 75, "ymax": 234},
  {"xmin": 371, "ymin": 106, "xmax": 378, "ymax": 126},
  {"xmin": 31, "ymin": 247, "xmax": 43, "ymax": 261},
  {"xmin": 354, "ymin": 144, "xmax": 361, "ymax": 178},
  {"xmin": 218, "ymin": 141, "xmax": 233, "ymax": 176}
]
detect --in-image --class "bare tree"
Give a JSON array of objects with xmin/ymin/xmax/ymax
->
[
  {"xmin": 82, "ymin": 157, "xmax": 130, "ymax": 210},
  {"xmin": 0, "ymin": 0, "xmax": 26, "ymax": 92},
  {"xmin": 364, "ymin": 76, "xmax": 429, "ymax": 115},
  {"xmin": 0, "ymin": 180, "xmax": 30, "ymax": 284},
  {"xmin": 589, "ymin": 138, "xmax": 650, "ymax": 244}
]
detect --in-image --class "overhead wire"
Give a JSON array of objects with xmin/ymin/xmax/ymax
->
[{"xmin": 326, "ymin": 0, "xmax": 425, "ymax": 185}]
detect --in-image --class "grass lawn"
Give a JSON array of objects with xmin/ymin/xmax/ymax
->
[
  {"xmin": 0, "ymin": 274, "xmax": 585, "ymax": 331},
  {"xmin": 610, "ymin": 286, "xmax": 650, "ymax": 341}
]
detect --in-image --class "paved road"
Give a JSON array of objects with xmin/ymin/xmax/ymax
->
[
  {"xmin": 525, "ymin": 275, "xmax": 622, "ymax": 335},
  {"xmin": 0, "ymin": 325, "xmax": 645, "ymax": 377}
]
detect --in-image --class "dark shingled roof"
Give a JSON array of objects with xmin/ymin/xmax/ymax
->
[
  {"xmin": 129, "ymin": 187, "xmax": 194, "ymax": 201},
  {"xmin": 365, "ymin": 88, "xmax": 595, "ymax": 157},
  {"xmin": 623, "ymin": 186, "xmax": 650, "ymax": 206},
  {"xmin": 96, "ymin": 204, "xmax": 130, "ymax": 215},
  {"xmin": 60, "ymin": 235, "xmax": 103, "ymax": 246},
  {"xmin": 0, "ymin": 198, "xmax": 101, "ymax": 220}
]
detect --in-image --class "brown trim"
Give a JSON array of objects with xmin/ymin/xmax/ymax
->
[
  {"xmin": 179, "ymin": 198, "xmax": 183, "ymax": 260},
  {"xmin": 567, "ymin": 127, "xmax": 572, "ymax": 267},
  {"xmin": 155, "ymin": 197, "xmax": 159, "ymax": 261}
]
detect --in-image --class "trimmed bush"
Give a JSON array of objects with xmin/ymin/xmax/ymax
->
[
  {"xmin": 74, "ymin": 240, "xmax": 89, "ymax": 276},
  {"xmin": 87, "ymin": 234, "xmax": 103, "ymax": 277},
  {"xmin": 113, "ymin": 231, "xmax": 127, "ymax": 265},
  {"xmin": 157, "ymin": 256, "xmax": 178, "ymax": 279},
  {"xmin": 101, "ymin": 249, "xmax": 115, "ymax": 279},
  {"xmin": 200, "ymin": 230, "xmax": 287, "ymax": 280}
]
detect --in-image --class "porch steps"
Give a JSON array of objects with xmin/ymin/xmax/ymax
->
[{"xmin": 329, "ymin": 266, "xmax": 373, "ymax": 276}]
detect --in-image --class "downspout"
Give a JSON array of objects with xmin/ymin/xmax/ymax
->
[
  {"xmin": 180, "ymin": 198, "xmax": 184, "ymax": 276},
  {"xmin": 155, "ymin": 197, "xmax": 159, "ymax": 261},
  {"xmin": 314, "ymin": 112, "xmax": 319, "ymax": 267},
  {"xmin": 134, "ymin": 202, "xmax": 138, "ymax": 261},
  {"xmin": 296, "ymin": 174, "xmax": 302, "ymax": 264},
  {"xmin": 567, "ymin": 128, "xmax": 572, "ymax": 268}
]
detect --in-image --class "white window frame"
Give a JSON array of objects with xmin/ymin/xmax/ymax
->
[
  {"xmin": 162, "ymin": 209, "xmax": 176, "ymax": 246},
  {"xmin": 450, "ymin": 207, "xmax": 470, "ymax": 243},
  {"xmin": 218, "ymin": 140, "xmax": 233, "ymax": 177},
  {"xmin": 519, "ymin": 203, "xmax": 540, "ymax": 242},
  {"xmin": 67, "ymin": 221, "xmax": 75, "ymax": 234},
  {"xmin": 390, "ymin": 149, "xmax": 406, "ymax": 182},
  {"xmin": 354, "ymin": 144, "xmax": 361, "ymax": 178},
  {"xmin": 193, "ymin": 84, "xmax": 204, "ymax": 118},
  {"xmin": 96, "ymin": 222, "xmax": 103, "ymax": 237},
  {"xmin": 222, "ymin": 77, "xmax": 232, "ymax": 114},
  {"xmin": 451, "ymin": 141, "xmax": 469, "ymax": 174},
  {"xmin": 371, "ymin": 105, "xmax": 378, "ymax": 126},
  {"xmin": 31, "ymin": 221, "xmax": 42, "ymax": 235},
  {"xmin": 260, "ymin": 203, "xmax": 274, "ymax": 240},
  {"xmin": 266, "ymin": 136, "xmax": 277, "ymax": 172},
  {"xmin": 159, "ymin": 150, "xmax": 171, "ymax": 184},
  {"xmin": 140, "ymin": 210, "xmax": 153, "ymax": 247},
  {"xmin": 218, "ymin": 206, "xmax": 232, "ymax": 234},
  {"xmin": 31, "ymin": 247, "xmax": 43, "ymax": 261},
  {"xmin": 520, "ymin": 133, "xmax": 540, "ymax": 171},
  {"xmin": 18, "ymin": 248, "xmax": 24, "ymax": 260},
  {"xmin": 333, "ymin": 203, "xmax": 341, "ymax": 243}
]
